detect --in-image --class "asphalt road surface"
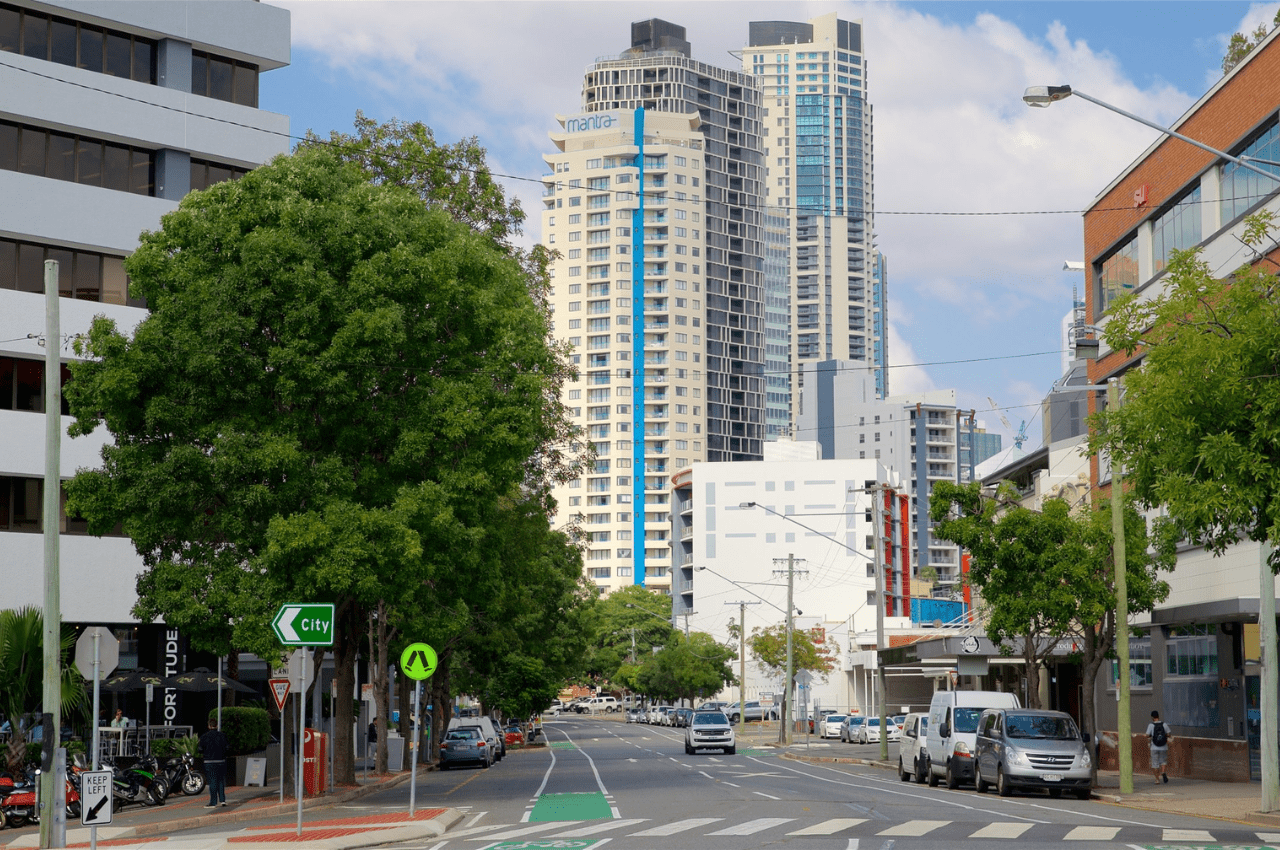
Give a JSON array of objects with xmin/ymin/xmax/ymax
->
[{"xmin": 351, "ymin": 716, "xmax": 1278, "ymax": 850}]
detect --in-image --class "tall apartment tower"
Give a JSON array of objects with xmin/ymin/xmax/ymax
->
[
  {"xmin": 0, "ymin": 2, "xmax": 289, "ymax": 630},
  {"xmin": 543, "ymin": 20, "xmax": 767, "ymax": 594},
  {"xmin": 743, "ymin": 14, "xmax": 885, "ymax": 429}
]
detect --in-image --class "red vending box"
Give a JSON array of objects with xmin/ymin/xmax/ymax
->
[{"xmin": 303, "ymin": 728, "xmax": 328, "ymax": 796}]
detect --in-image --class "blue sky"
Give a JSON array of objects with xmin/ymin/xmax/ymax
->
[{"xmin": 264, "ymin": 1, "xmax": 1278, "ymax": 456}]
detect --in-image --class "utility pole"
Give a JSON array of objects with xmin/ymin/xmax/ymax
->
[
  {"xmin": 726, "ymin": 601, "xmax": 760, "ymax": 739},
  {"xmin": 1108, "ymin": 378, "xmax": 1132, "ymax": 796},
  {"xmin": 773, "ymin": 554, "xmax": 806, "ymax": 745},
  {"xmin": 40, "ymin": 260, "xmax": 63, "ymax": 850},
  {"xmin": 873, "ymin": 484, "xmax": 889, "ymax": 763}
]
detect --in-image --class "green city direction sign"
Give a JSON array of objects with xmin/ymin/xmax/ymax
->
[
  {"xmin": 272, "ymin": 603, "xmax": 335, "ymax": 646},
  {"xmin": 400, "ymin": 642, "xmax": 438, "ymax": 681}
]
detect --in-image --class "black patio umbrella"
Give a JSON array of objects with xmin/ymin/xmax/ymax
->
[
  {"xmin": 161, "ymin": 667, "xmax": 257, "ymax": 694},
  {"xmin": 99, "ymin": 668, "xmax": 166, "ymax": 693}
]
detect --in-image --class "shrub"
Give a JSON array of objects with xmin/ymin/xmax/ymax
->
[{"xmin": 206, "ymin": 707, "xmax": 270, "ymax": 756}]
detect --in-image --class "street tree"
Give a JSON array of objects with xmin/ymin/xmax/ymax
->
[
  {"xmin": 637, "ymin": 632, "xmax": 736, "ymax": 705},
  {"xmin": 65, "ymin": 144, "xmax": 576, "ymax": 786},
  {"xmin": 749, "ymin": 623, "xmax": 837, "ymax": 719},
  {"xmin": 1095, "ymin": 229, "xmax": 1280, "ymax": 800},
  {"xmin": 583, "ymin": 586, "xmax": 678, "ymax": 688},
  {"xmin": 930, "ymin": 481, "xmax": 1170, "ymax": 744}
]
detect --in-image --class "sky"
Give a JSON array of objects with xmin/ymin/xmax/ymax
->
[{"xmin": 263, "ymin": 1, "xmax": 1280, "ymax": 456}]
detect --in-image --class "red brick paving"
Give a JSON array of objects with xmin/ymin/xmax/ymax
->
[{"xmin": 229, "ymin": 828, "xmax": 389, "ymax": 842}]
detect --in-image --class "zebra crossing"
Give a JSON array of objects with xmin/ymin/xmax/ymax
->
[{"xmin": 447, "ymin": 815, "xmax": 1280, "ymax": 845}]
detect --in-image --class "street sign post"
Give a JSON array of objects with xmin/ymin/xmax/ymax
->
[
  {"xmin": 272, "ymin": 604, "xmax": 335, "ymax": 646},
  {"xmin": 398, "ymin": 642, "xmax": 438, "ymax": 818},
  {"xmin": 75, "ymin": 627, "xmax": 119, "ymax": 794},
  {"xmin": 269, "ymin": 678, "xmax": 291, "ymax": 713},
  {"xmin": 82, "ymin": 766, "xmax": 112, "ymax": 850}
]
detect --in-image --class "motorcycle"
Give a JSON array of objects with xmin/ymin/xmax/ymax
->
[
  {"xmin": 0, "ymin": 765, "xmax": 81, "ymax": 828},
  {"xmin": 109, "ymin": 754, "xmax": 168, "ymax": 808},
  {"xmin": 162, "ymin": 752, "xmax": 206, "ymax": 797}
]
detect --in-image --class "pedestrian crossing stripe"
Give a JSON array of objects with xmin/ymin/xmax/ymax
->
[{"xmin": 461, "ymin": 818, "xmax": 1280, "ymax": 843}]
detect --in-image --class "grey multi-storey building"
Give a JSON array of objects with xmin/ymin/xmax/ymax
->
[
  {"xmin": 545, "ymin": 19, "xmax": 767, "ymax": 594},
  {"xmin": 743, "ymin": 14, "xmax": 885, "ymax": 430}
]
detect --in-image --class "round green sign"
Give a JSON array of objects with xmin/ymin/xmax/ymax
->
[{"xmin": 399, "ymin": 642, "xmax": 438, "ymax": 681}]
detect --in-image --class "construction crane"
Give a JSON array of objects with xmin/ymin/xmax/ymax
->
[{"xmin": 987, "ymin": 396, "xmax": 1029, "ymax": 450}]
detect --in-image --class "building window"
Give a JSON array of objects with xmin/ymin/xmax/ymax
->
[
  {"xmin": 0, "ymin": 4, "xmax": 156, "ymax": 83},
  {"xmin": 1166, "ymin": 624, "xmax": 1218, "ymax": 677},
  {"xmin": 190, "ymin": 158, "xmax": 250, "ymax": 192},
  {"xmin": 1110, "ymin": 629, "xmax": 1153, "ymax": 689},
  {"xmin": 191, "ymin": 49, "xmax": 259, "ymax": 107},
  {"xmin": 0, "ymin": 119, "xmax": 155, "ymax": 195},
  {"xmin": 1095, "ymin": 235, "xmax": 1138, "ymax": 316},
  {"xmin": 0, "ymin": 238, "xmax": 141, "ymax": 306},
  {"xmin": 1222, "ymin": 118, "xmax": 1280, "ymax": 224},
  {"xmin": 1151, "ymin": 185, "xmax": 1202, "ymax": 275}
]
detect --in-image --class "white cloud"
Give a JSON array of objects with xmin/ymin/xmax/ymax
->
[{"xmin": 276, "ymin": 1, "xmax": 1241, "ymax": 451}]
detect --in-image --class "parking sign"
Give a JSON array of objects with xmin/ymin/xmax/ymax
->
[{"xmin": 80, "ymin": 769, "xmax": 113, "ymax": 825}]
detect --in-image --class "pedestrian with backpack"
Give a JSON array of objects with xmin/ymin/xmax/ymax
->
[{"xmin": 1146, "ymin": 710, "xmax": 1171, "ymax": 784}]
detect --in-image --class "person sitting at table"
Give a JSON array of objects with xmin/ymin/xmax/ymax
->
[{"xmin": 111, "ymin": 709, "xmax": 129, "ymax": 728}]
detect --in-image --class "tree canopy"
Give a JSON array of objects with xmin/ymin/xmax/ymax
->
[{"xmin": 64, "ymin": 135, "xmax": 586, "ymax": 781}]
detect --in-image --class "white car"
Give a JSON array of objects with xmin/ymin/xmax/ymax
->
[
  {"xmin": 821, "ymin": 714, "xmax": 847, "ymax": 739},
  {"xmin": 858, "ymin": 716, "xmax": 900, "ymax": 744},
  {"xmin": 896, "ymin": 712, "xmax": 930, "ymax": 783},
  {"xmin": 685, "ymin": 710, "xmax": 736, "ymax": 755}
]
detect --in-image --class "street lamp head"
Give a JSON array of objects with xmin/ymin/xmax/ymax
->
[
  {"xmin": 1023, "ymin": 84, "xmax": 1073, "ymax": 107},
  {"xmin": 739, "ymin": 501, "xmax": 756, "ymax": 509},
  {"xmin": 695, "ymin": 565, "xmax": 706, "ymax": 571}
]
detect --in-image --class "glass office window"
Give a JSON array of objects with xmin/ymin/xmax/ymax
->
[
  {"xmin": 1095, "ymin": 235, "xmax": 1138, "ymax": 315},
  {"xmin": 1151, "ymin": 185, "xmax": 1202, "ymax": 275}
]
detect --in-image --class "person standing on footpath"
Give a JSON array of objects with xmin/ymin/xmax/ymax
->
[
  {"xmin": 1146, "ymin": 709, "xmax": 1171, "ymax": 784},
  {"xmin": 200, "ymin": 717, "xmax": 231, "ymax": 808}
]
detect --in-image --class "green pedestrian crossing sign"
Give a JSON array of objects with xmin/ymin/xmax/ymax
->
[{"xmin": 400, "ymin": 642, "xmax": 438, "ymax": 681}]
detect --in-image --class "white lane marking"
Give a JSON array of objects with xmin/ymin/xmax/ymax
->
[
  {"xmin": 441, "ymin": 823, "xmax": 508, "ymax": 838},
  {"xmin": 753, "ymin": 791, "xmax": 780, "ymax": 800},
  {"xmin": 1063, "ymin": 825, "xmax": 1121, "ymax": 840},
  {"xmin": 630, "ymin": 817, "xmax": 724, "ymax": 836},
  {"xmin": 846, "ymin": 840, "xmax": 859, "ymax": 850},
  {"xmin": 464, "ymin": 811, "xmax": 487, "ymax": 827},
  {"xmin": 1162, "ymin": 828, "xmax": 1215, "ymax": 841},
  {"xmin": 877, "ymin": 820, "xmax": 948, "ymax": 836},
  {"xmin": 468, "ymin": 822, "xmax": 576, "ymax": 841},
  {"xmin": 722, "ymin": 781, "xmax": 740, "ymax": 787},
  {"xmin": 556, "ymin": 727, "xmax": 618, "ymax": 818},
  {"xmin": 550, "ymin": 818, "xmax": 649, "ymax": 837},
  {"xmin": 708, "ymin": 817, "xmax": 795, "ymax": 836},
  {"xmin": 1260, "ymin": 834, "xmax": 1280, "ymax": 842},
  {"xmin": 519, "ymin": 810, "xmax": 531, "ymax": 823},
  {"xmin": 970, "ymin": 822, "xmax": 1034, "ymax": 839},
  {"xmin": 699, "ymin": 771, "xmax": 714, "ymax": 779},
  {"xmin": 788, "ymin": 818, "xmax": 868, "ymax": 835}
]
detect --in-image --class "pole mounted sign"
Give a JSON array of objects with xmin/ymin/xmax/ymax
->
[
  {"xmin": 400, "ymin": 642, "xmax": 438, "ymax": 681},
  {"xmin": 272, "ymin": 604, "xmax": 335, "ymax": 646}
]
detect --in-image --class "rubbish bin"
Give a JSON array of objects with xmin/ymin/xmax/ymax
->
[
  {"xmin": 386, "ymin": 734, "xmax": 405, "ymax": 771},
  {"xmin": 302, "ymin": 728, "xmax": 328, "ymax": 795}
]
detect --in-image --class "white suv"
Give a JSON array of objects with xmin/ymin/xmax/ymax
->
[
  {"xmin": 586, "ymin": 696, "xmax": 620, "ymax": 713},
  {"xmin": 685, "ymin": 710, "xmax": 736, "ymax": 755}
]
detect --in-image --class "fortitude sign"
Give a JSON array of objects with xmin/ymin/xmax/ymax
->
[{"xmin": 271, "ymin": 604, "xmax": 335, "ymax": 646}]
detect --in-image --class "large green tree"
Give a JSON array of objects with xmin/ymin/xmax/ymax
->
[
  {"xmin": 636, "ymin": 632, "xmax": 736, "ymax": 705},
  {"xmin": 582, "ymin": 586, "xmax": 678, "ymax": 689},
  {"xmin": 749, "ymin": 623, "xmax": 837, "ymax": 726},
  {"xmin": 929, "ymin": 480, "xmax": 1171, "ymax": 754},
  {"xmin": 65, "ymin": 143, "xmax": 576, "ymax": 786}
]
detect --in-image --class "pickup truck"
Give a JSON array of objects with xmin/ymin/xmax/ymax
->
[{"xmin": 726, "ymin": 701, "xmax": 779, "ymax": 723}]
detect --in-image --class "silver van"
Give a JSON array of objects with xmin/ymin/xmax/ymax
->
[{"xmin": 973, "ymin": 708, "xmax": 1092, "ymax": 799}]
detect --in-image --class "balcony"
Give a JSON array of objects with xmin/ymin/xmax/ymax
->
[
  {"xmin": 681, "ymin": 525, "xmax": 694, "ymax": 541},
  {"xmin": 644, "ymin": 426, "xmax": 669, "ymax": 437}
]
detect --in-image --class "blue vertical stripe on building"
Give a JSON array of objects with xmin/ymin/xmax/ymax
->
[{"xmin": 632, "ymin": 107, "xmax": 646, "ymax": 586}]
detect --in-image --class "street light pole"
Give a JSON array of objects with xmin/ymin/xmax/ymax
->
[
  {"xmin": 773, "ymin": 554, "xmax": 804, "ymax": 745},
  {"xmin": 726, "ymin": 601, "xmax": 760, "ymax": 739},
  {"xmin": 1108, "ymin": 378, "xmax": 1133, "ymax": 795}
]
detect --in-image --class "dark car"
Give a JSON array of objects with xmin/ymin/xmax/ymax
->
[
  {"xmin": 438, "ymin": 727, "xmax": 491, "ymax": 769},
  {"xmin": 673, "ymin": 707, "xmax": 694, "ymax": 727}
]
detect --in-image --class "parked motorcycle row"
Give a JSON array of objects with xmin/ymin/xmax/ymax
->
[{"xmin": 0, "ymin": 752, "xmax": 206, "ymax": 829}]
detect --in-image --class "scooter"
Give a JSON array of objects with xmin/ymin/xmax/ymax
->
[{"xmin": 0, "ymin": 766, "xmax": 81, "ymax": 828}]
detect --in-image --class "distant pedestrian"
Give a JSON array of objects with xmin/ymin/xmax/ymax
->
[
  {"xmin": 1146, "ymin": 710, "xmax": 1171, "ymax": 784},
  {"xmin": 199, "ymin": 718, "xmax": 230, "ymax": 808}
]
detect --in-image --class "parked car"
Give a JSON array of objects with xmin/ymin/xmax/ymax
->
[
  {"xmin": 503, "ymin": 722, "xmax": 525, "ymax": 747},
  {"xmin": 649, "ymin": 705, "xmax": 673, "ymax": 724},
  {"xmin": 448, "ymin": 716, "xmax": 504, "ymax": 761},
  {"xmin": 858, "ymin": 716, "xmax": 899, "ymax": 744},
  {"xmin": 926, "ymin": 690, "xmax": 1021, "ymax": 789},
  {"xmin": 840, "ymin": 715, "xmax": 866, "ymax": 742},
  {"xmin": 685, "ymin": 710, "xmax": 736, "ymax": 755},
  {"xmin": 584, "ymin": 696, "xmax": 620, "ymax": 713},
  {"xmin": 896, "ymin": 712, "xmax": 930, "ymax": 784},
  {"xmin": 974, "ymin": 708, "xmax": 1092, "ymax": 799},
  {"xmin": 726, "ymin": 701, "xmax": 778, "ymax": 723},
  {"xmin": 438, "ymin": 727, "xmax": 491, "ymax": 769},
  {"xmin": 673, "ymin": 708, "xmax": 694, "ymax": 728},
  {"xmin": 626, "ymin": 708, "xmax": 645, "ymax": 723},
  {"xmin": 697, "ymin": 701, "xmax": 729, "ymax": 712},
  {"xmin": 821, "ymin": 714, "xmax": 847, "ymax": 739},
  {"xmin": 660, "ymin": 706, "xmax": 679, "ymax": 726}
]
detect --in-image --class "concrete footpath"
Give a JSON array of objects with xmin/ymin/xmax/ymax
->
[{"xmin": 0, "ymin": 769, "xmax": 462, "ymax": 850}]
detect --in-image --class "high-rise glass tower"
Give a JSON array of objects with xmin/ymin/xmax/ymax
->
[
  {"xmin": 543, "ymin": 20, "xmax": 766, "ymax": 594},
  {"xmin": 743, "ymin": 14, "xmax": 885, "ymax": 430}
]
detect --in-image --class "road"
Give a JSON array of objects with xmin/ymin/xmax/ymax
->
[{"xmin": 351, "ymin": 716, "xmax": 1277, "ymax": 850}]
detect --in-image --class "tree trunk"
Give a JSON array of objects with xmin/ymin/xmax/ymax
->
[
  {"xmin": 226, "ymin": 650, "xmax": 240, "ymax": 707},
  {"xmin": 397, "ymin": 669, "xmax": 411, "ymax": 742},
  {"xmin": 1078, "ymin": 613, "xmax": 1114, "ymax": 786},
  {"xmin": 332, "ymin": 602, "xmax": 359, "ymax": 785},
  {"xmin": 1023, "ymin": 635, "xmax": 1042, "ymax": 709},
  {"xmin": 370, "ymin": 604, "xmax": 391, "ymax": 774}
]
